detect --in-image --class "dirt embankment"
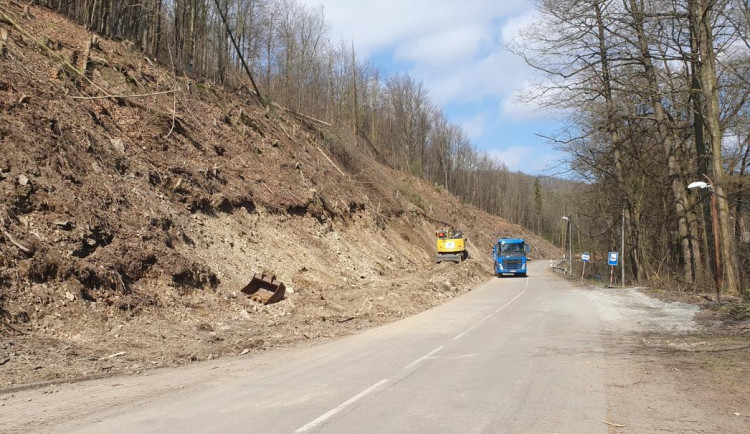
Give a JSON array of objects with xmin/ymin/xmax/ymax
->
[{"xmin": 0, "ymin": 4, "xmax": 558, "ymax": 388}]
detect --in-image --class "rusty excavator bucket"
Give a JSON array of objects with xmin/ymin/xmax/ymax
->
[{"xmin": 241, "ymin": 273, "xmax": 286, "ymax": 305}]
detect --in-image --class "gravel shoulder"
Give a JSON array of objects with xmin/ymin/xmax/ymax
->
[{"xmin": 574, "ymin": 282, "xmax": 750, "ymax": 433}]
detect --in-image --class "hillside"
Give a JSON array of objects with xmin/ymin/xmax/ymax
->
[{"xmin": 0, "ymin": 3, "xmax": 558, "ymax": 388}]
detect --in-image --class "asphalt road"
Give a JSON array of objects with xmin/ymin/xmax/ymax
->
[
  {"xmin": 15, "ymin": 260, "xmax": 611, "ymax": 433},
  {"xmin": 12, "ymin": 259, "xmax": 683, "ymax": 434}
]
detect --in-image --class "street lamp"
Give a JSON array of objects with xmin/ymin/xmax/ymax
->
[
  {"xmin": 687, "ymin": 181, "xmax": 709, "ymax": 190},
  {"xmin": 687, "ymin": 179, "xmax": 721, "ymax": 302},
  {"xmin": 561, "ymin": 216, "xmax": 572, "ymax": 275}
]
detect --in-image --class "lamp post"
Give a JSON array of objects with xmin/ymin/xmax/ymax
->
[
  {"xmin": 561, "ymin": 216, "xmax": 572, "ymax": 275},
  {"xmin": 687, "ymin": 180, "xmax": 721, "ymax": 302},
  {"xmin": 621, "ymin": 211, "xmax": 625, "ymax": 288}
]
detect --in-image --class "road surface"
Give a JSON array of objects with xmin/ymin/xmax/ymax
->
[{"xmin": 1, "ymin": 261, "xmax": 708, "ymax": 432}]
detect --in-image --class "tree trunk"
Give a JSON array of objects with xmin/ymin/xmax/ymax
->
[
  {"xmin": 628, "ymin": 0, "xmax": 696, "ymax": 284},
  {"xmin": 689, "ymin": 0, "xmax": 740, "ymax": 295}
]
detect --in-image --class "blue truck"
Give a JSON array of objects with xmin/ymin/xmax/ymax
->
[{"xmin": 492, "ymin": 238, "xmax": 528, "ymax": 277}]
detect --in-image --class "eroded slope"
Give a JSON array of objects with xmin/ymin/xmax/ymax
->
[{"xmin": 0, "ymin": 3, "xmax": 557, "ymax": 388}]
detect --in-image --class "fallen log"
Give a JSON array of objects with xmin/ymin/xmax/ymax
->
[{"xmin": 2, "ymin": 229, "xmax": 31, "ymax": 253}]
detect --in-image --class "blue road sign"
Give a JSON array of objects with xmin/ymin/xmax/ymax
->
[
  {"xmin": 581, "ymin": 253, "xmax": 590, "ymax": 262},
  {"xmin": 608, "ymin": 252, "xmax": 619, "ymax": 266}
]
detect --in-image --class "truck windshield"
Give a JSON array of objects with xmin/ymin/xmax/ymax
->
[{"xmin": 499, "ymin": 243, "xmax": 524, "ymax": 256}]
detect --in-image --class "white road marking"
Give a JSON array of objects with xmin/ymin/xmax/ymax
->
[
  {"xmin": 495, "ymin": 279, "xmax": 529, "ymax": 313},
  {"xmin": 295, "ymin": 379, "xmax": 390, "ymax": 433},
  {"xmin": 298, "ymin": 279, "xmax": 531, "ymax": 432},
  {"xmin": 454, "ymin": 325, "xmax": 479, "ymax": 341},
  {"xmin": 403, "ymin": 345, "xmax": 446, "ymax": 370},
  {"xmin": 453, "ymin": 280, "xmax": 530, "ymax": 341},
  {"xmin": 452, "ymin": 327, "xmax": 472, "ymax": 341}
]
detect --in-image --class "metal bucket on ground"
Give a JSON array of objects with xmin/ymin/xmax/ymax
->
[{"xmin": 241, "ymin": 273, "xmax": 285, "ymax": 305}]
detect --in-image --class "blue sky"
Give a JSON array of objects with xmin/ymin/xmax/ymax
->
[{"xmin": 299, "ymin": 0, "xmax": 566, "ymax": 175}]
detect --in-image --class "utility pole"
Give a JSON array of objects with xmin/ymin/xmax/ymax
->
[
  {"xmin": 687, "ymin": 179, "xmax": 722, "ymax": 302},
  {"xmin": 562, "ymin": 216, "xmax": 572, "ymax": 275},
  {"xmin": 621, "ymin": 211, "xmax": 625, "ymax": 288},
  {"xmin": 710, "ymin": 190, "xmax": 722, "ymax": 301},
  {"xmin": 569, "ymin": 219, "xmax": 573, "ymax": 275}
]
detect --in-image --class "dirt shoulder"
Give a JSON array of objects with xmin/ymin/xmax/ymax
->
[
  {"xmin": 568, "ymin": 279, "xmax": 750, "ymax": 432},
  {"xmin": 602, "ymin": 332, "xmax": 750, "ymax": 433},
  {"xmin": 0, "ymin": 230, "xmax": 492, "ymax": 390}
]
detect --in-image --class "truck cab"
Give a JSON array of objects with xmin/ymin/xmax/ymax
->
[{"xmin": 493, "ymin": 238, "xmax": 528, "ymax": 277}]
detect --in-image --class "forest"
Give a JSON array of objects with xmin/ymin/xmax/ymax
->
[
  {"xmin": 511, "ymin": 0, "xmax": 749, "ymax": 297},
  {"xmin": 34, "ymin": 0, "xmax": 749, "ymax": 297}
]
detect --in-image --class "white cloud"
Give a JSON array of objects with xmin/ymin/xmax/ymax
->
[
  {"xmin": 419, "ymin": 48, "xmax": 529, "ymax": 105},
  {"xmin": 457, "ymin": 111, "xmax": 490, "ymax": 141},
  {"xmin": 394, "ymin": 24, "xmax": 488, "ymax": 68},
  {"xmin": 487, "ymin": 146, "xmax": 563, "ymax": 174},
  {"xmin": 299, "ymin": 0, "xmax": 537, "ymax": 107},
  {"xmin": 487, "ymin": 146, "xmax": 533, "ymax": 171},
  {"xmin": 500, "ymin": 86, "xmax": 552, "ymax": 122},
  {"xmin": 497, "ymin": 74, "xmax": 576, "ymax": 123},
  {"xmin": 300, "ymin": 0, "xmax": 529, "ymax": 55},
  {"xmin": 501, "ymin": 8, "xmax": 542, "ymax": 47},
  {"xmin": 297, "ymin": 0, "xmax": 565, "ymax": 175}
]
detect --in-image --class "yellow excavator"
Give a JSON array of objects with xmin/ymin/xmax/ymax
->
[{"xmin": 435, "ymin": 229, "xmax": 468, "ymax": 263}]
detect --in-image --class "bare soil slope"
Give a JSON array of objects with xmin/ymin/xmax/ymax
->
[{"xmin": 0, "ymin": 4, "xmax": 557, "ymax": 388}]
